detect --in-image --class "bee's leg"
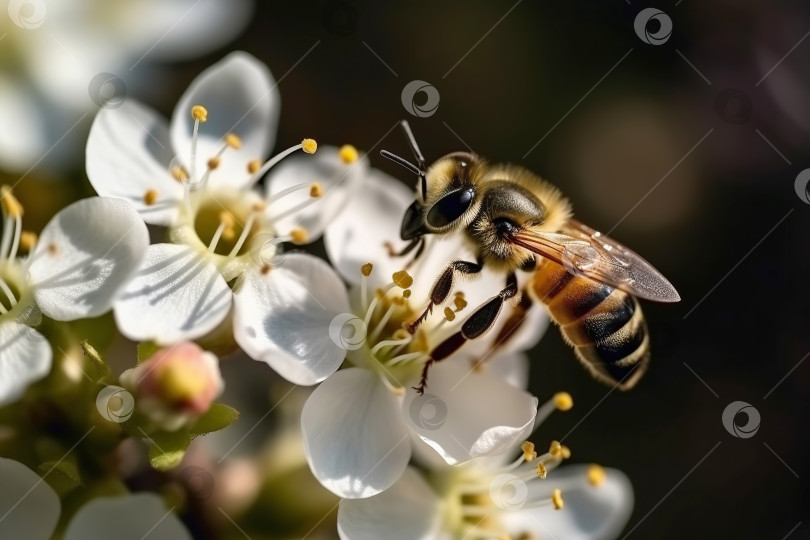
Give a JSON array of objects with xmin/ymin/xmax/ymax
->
[
  {"xmin": 470, "ymin": 291, "xmax": 533, "ymax": 372},
  {"xmin": 384, "ymin": 238, "xmax": 420, "ymax": 257},
  {"xmin": 414, "ymin": 272, "xmax": 518, "ymax": 394},
  {"xmin": 407, "ymin": 259, "xmax": 483, "ymax": 334}
]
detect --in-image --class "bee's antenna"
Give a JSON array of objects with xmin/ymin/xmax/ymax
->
[
  {"xmin": 380, "ymin": 150, "xmax": 421, "ymax": 177},
  {"xmin": 399, "ymin": 120, "xmax": 425, "ymax": 170}
]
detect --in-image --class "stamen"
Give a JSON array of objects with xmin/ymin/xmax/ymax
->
[
  {"xmin": 207, "ymin": 157, "xmax": 220, "ymax": 170},
  {"xmin": 266, "ymin": 183, "xmax": 309, "ymax": 205},
  {"xmin": 369, "ymin": 304, "xmax": 396, "ymax": 343},
  {"xmin": 0, "ymin": 216, "xmax": 13, "ymax": 261},
  {"xmin": 224, "ymin": 133, "xmax": 242, "ymax": 149},
  {"xmin": 551, "ymin": 488, "xmax": 564, "ymax": 510},
  {"xmin": 444, "ymin": 307, "xmax": 456, "ymax": 322},
  {"xmin": 19, "ymin": 231, "xmax": 37, "ymax": 254},
  {"xmin": 339, "ymin": 144, "xmax": 359, "ymax": 164},
  {"xmin": 289, "ymin": 227, "xmax": 309, "ymax": 245},
  {"xmin": 361, "ymin": 263, "xmax": 373, "ymax": 309},
  {"xmin": 454, "ymin": 292, "xmax": 468, "ymax": 311},
  {"xmin": 171, "ymin": 165, "xmax": 189, "ymax": 182},
  {"xmin": 191, "ymin": 105, "xmax": 208, "ymax": 123},
  {"xmin": 392, "ymin": 270, "xmax": 413, "ymax": 289},
  {"xmin": 8, "ymin": 215, "xmax": 22, "ymax": 262},
  {"xmin": 143, "ymin": 189, "xmax": 159, "ymax": 206},
  {"xmin": 536, "ymin": 462, "xmax": 548, "ymax": 479},
  {"xmin": 534, "ymin": 391, "xmax": 574, "ymax": 430},
  {"xmin": 1, "ymin": 186, "xmax": 23, "ymax": 219},
  {"xmin": 379, "ymin": 373, "xmax": 405, "ymax": 396},
  {"xmin": 587, "ymin": 464, "xmax": 606, "ymax": 487},
  {"xmin": 189, "ymin": 105, "xmax": 208, "ymax": 180},
  {"xmin": 521, "ymin": 441, "xmax": 537, "ymax": 462},
  {"xmin": 370, "ymin": 332, "xmax": 413, "ymax": 356},
  {"xmin": 247, "ymin": 141, "xmax": 318, "ymax": 187},
  {"xmin": 0, "ymin": 276, "xmax": 17, "ymax": 310},
  {"xmin": 309, "ymin": 182, "xmax": 324, "ymax": 198},
  {"xmin": 553, "ymin": 392, "xmax": 573, "ymax": 411},
  {"xmin": 402, "ymin": 289, "xmax": 412, "ymax": 299},
  {"xmin": 247, "ymin": 160, "xmax": 261, "ymax": 174},
  {"xmin": 208, "ymin": 212, "xmax": 235, "ymax": 252},
  {"xmin": 227, "ymin": 212, "xmax": 257, "ymax": 257}
]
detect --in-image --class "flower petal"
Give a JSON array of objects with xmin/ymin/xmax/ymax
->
[
  {"xmin": 170, "ymin": 52, "xmax": 279, "ymax": 190},
  {"xmin": 233, "ymin": 253, "xmax": 350, "ymax": 385},
  {"xmin": 0, "ymin": 323, "xmax": 52, "ymax": 407},
  {"xmin": 0, "ymin": 457, "xmax": 60, "ymax": 540},
  {"xmin": 0, "ymin": 76, "xmax": 46, "ymax": 172},
  {"xmin": 113, "ymin": 243, "xmax": 231, "ymax": 344},
  {"xmin": 28, "ymin": 197, "xmax": 149, "ymax": 321},
  {"xmin": 503, "ymin": 465, "xmax": 634, "ymax": 540},
  {"xmin": 301, "ymin": 368, "xmax": 411, "ymax": 498},
  {"xmin": 86, "ymin": 100, "xmax": 182, "ymax": 226},
  {"xmin": 338, "ymin": 467, "xmax": 444, "ymax": 540},
  {"xmin": 64, "ymin": 493, "xmax": 191, "ymax": 540},
  {"xmin": 323, "ymin": 169, "xmax": 415, "ymax": 285},
  {"xmin": 266, "ymin": 146, "xmax": 369, "ymax": 242},
  {"xmin": 403, "ymin": 360, "xmax": 538, "ymax": 465}
]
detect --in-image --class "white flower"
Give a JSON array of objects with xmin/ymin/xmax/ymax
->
[
  {"xmin": 0, "ymin": 0, "xmax": 252, "ymax": 172},
  {"xmin": 338, "ymin": 396, "xmax": 634, "ymax": 540},
  {"xmin": 86, "ymin": 52, "xmax": 364, "ymax": 386},
  {"xmin": 0, "ymin": 189, "xmax": 148, "ymax": 407},
  {"xmin": 0, "ymin": 457, "xmax": 191, "ymax": 539},
  {"xmin": 300, "ymin": 169, "xmax": 552, "ymax": 499}
]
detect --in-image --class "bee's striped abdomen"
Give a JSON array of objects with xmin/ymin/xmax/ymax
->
[{"xmin": 531, "ymin": 258, "xmax": 650, "ymax": 390}]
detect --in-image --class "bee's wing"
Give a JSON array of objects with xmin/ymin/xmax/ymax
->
[{"xmin": 510, "ymin": 219, "xmax": 680, "ymax": 303}]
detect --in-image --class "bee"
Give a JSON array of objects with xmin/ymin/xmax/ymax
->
[{"xmin": 380, "ymin": 121, "xmax": 680, "ymax": 394}]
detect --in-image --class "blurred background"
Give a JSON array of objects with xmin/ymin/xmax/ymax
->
[{"xmin": 3, "ymin": 0, "xmax": 809, "ymax": 538}]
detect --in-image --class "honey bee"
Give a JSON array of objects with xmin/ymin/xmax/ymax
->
[{"xmin": 380, "ymin": 121, "xmax": 680, "ymax": 394}]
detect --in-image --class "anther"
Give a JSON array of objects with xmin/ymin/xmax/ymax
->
[
  {"xmin": 553, "ymin": 392, "xmax": 573, "ymax": 411},
  {"xmin": 521, "ymin": 441, "xmax": 537, "ymax": 462},
  {"xmin": 402, "ymin": 289, "xmax": 412, "ymax": 299},
  {"xmin": 220, "ymin": 211, "xmax": 235, "ymax": 229},
  {"xmin": 536, "ymin": 462, "xmax": 548, "ymax": 480},
  {"xmin": 444, "ymin": 307, "xmax": 456, "ymax": 322},
  {"xmin": 0, "ymin": 186, "xmax": 23, "ymax": 218},
  {"xmin": 551, "ymin": 489, "xmax": 564, "ymax": 510},
  {"xmin": 339, "ymin": 144, "xmax": 359, "ymax": 164},
  {"xmin": 207, "ymin": 157, "xmax": 221, "ymax": 170},
  {"xmin": 549, "ymin": 441, "xmax": 563, "ymax": 458},
  {"xmin": 587, "ymin": 464, "xmax": 606, "ymax": 487},
  {"xmin": 560, "ymin": 445, "xmax": 571, "ymax": 459},
  {"xmin": 191, "ymin": 105, "xmax": 208, "ymax": 123},
  {"xmin": 143, "ymin": 189, "xmax": 159, "ymax": 206},
  {"xmin": 454, "ymin": 292, "xmax": 468, "ymax": 311},
  {"xmin": 290, "ymin": 227, "xmax": 309, "ymax": 244},
  {"xmin": 309, "ymin": 182, "xmax": 324, "ymax": 198},
  {"xmin": 171, "ymin": 165, "xmax": 189, "ymax": 182},
  {"xmin": 19, "ymin": 231, "xmax": 37, "ymax": 254},
  {"xmin": 247, "ymin": 160, "xmax": 261, "ymax": 174},
  {"xmin": 224, "ymin": 133, "xmax": 242, "ymax": 149},
  {"xmin": 361, "ymin": 263, "xmax": 373, "ymax": 277},
  {"xmin": 392, "ymin": 270, "xmax": 413, "ymax": 289},
  {"xmin": 302, "ymin": 138, "xmax": 318, "ymax": 154}
]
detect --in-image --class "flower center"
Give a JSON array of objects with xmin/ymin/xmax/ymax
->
[
  {"xmin": 193, "ymin": 195, "xmax": 263, "ymax": 258},
  {"xmin": 0, "ymin": 186, "xmax": 36, "ymax": 318}
]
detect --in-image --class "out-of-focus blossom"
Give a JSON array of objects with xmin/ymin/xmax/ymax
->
[
  {"xmin": 0, "ymin": 0, "xmax": 252, "ymax": 172},
  {"xmin": 0, "ymin": 190, "xmax": 148, "ymax": 406},
  {"xmin": 120, "ymin": 342, "xmax": 224, "ymax": 431},
  {"xmin": 87, "ymin": 53, "xmax": 363, "ymax": 386},
  {"xmin": 338, "ymin": 394, "xmax": 634, "ymax": 540},
  {"xmin": 0, "ymin": 457, "xmax": 191, "ymax": 539}
]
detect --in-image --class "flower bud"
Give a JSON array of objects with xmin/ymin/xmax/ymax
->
[{"xmin": 120, "ymin": 342, "xmax": 224, "ymax": 431}]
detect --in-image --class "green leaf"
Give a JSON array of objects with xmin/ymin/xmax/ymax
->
[
  {"xmin": 38, "ymin": 459, "xmax": 82, "ymax": 496},
  {"xmin": 189, "ymin": 403, "xmax": 239, "ymax": 436},
  {"xmin": 137, "ymin": 341, "xmax": 161, "ymax": 365},
  {"xmin": 146, "ymin": 430, "xmax": 191, "ymax": 471}
]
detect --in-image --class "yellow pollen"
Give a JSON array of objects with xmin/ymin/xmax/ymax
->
[
  {"xmin": 444, "ymin": 307, "xmax": 456, "ymax": 322},
  {"xmin": 191, "ymin": 105, "xmax": 208, "ymax": 123},
  {"xmin": 454, "ymin": 293, "xmax": 468, "ymax": 311},
  {"xmin": 521, "ymin": 441, "xmax": 537, "ymax": 462},
  {"xmin": 247, "ymin": 160, "xmax": 262, "ymax": 174},
  {"xmin": 549, "ymin": 440, "xmax": 563, "ymax": 458},
  {"xmin": 171, "ymin": 165, "xmax": 189, "ymax": 182},
  {"xmin": 392, "ymin": 270, "xmax": 413, "ymax": 289},
  {"xmin": 309, "ymin": 182, "xmax": 324, "ymax": 198},
  {"xmin": 587, "ymin": 464, "xmax": 606, "ymax": 487},
  {"xmin": 361, "ymin": 263, "xmax": 373, "ymax": 277},
  {"xmin": 224, "ymin": 133, "xmax": 242, "ymax": 149},
  {"xmin": 290, "ymin": 227, "xmax": 309, "ymax": 244},
  {"xmin": 207, "ymin": 157, "xmax": 221, "ymax": 170},
  {"xmin": 560, "ymin": 445, "xmax": 571, "ymax": 459},
  {"xmin": 402, "ymin": 289, "xmax": 412, "ymax": 299},
  {"xmin": 536, "ymin": 462, "xmax": 548, "ymax": 479},
  {"xmin": 143, "ymin": 189, "xmax": 159, "ymax": 206},
  {"xmin": 553, "ymin": 392, "xmax": 573, "ymax": 411},
  {"xmin": 0, "ymin": 186, "xmax": 23, "ymax": 218},
  {"xmin": 19, "ymin": 231, "xmax": 37, "ymax": 254},
  {"xmin": 552, "ymin": 489, "xmax": 564, "ymax": 510},
  {"xmin": 302, "ymin": 138, "xmax": 318, "ymax": 154},
  {"xmin": 339, "ymin": 144, "xmax": 359, "ymax": 164}
]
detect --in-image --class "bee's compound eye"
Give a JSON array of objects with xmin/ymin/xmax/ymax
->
[{"xmin": 427, "ymin": 187, "xmax": 476, "ymax": 228}]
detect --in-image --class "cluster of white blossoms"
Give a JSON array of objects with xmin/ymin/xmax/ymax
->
[{"xmin": 0, "ymin": 52, "xmax": 633, "ymax": 539}]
